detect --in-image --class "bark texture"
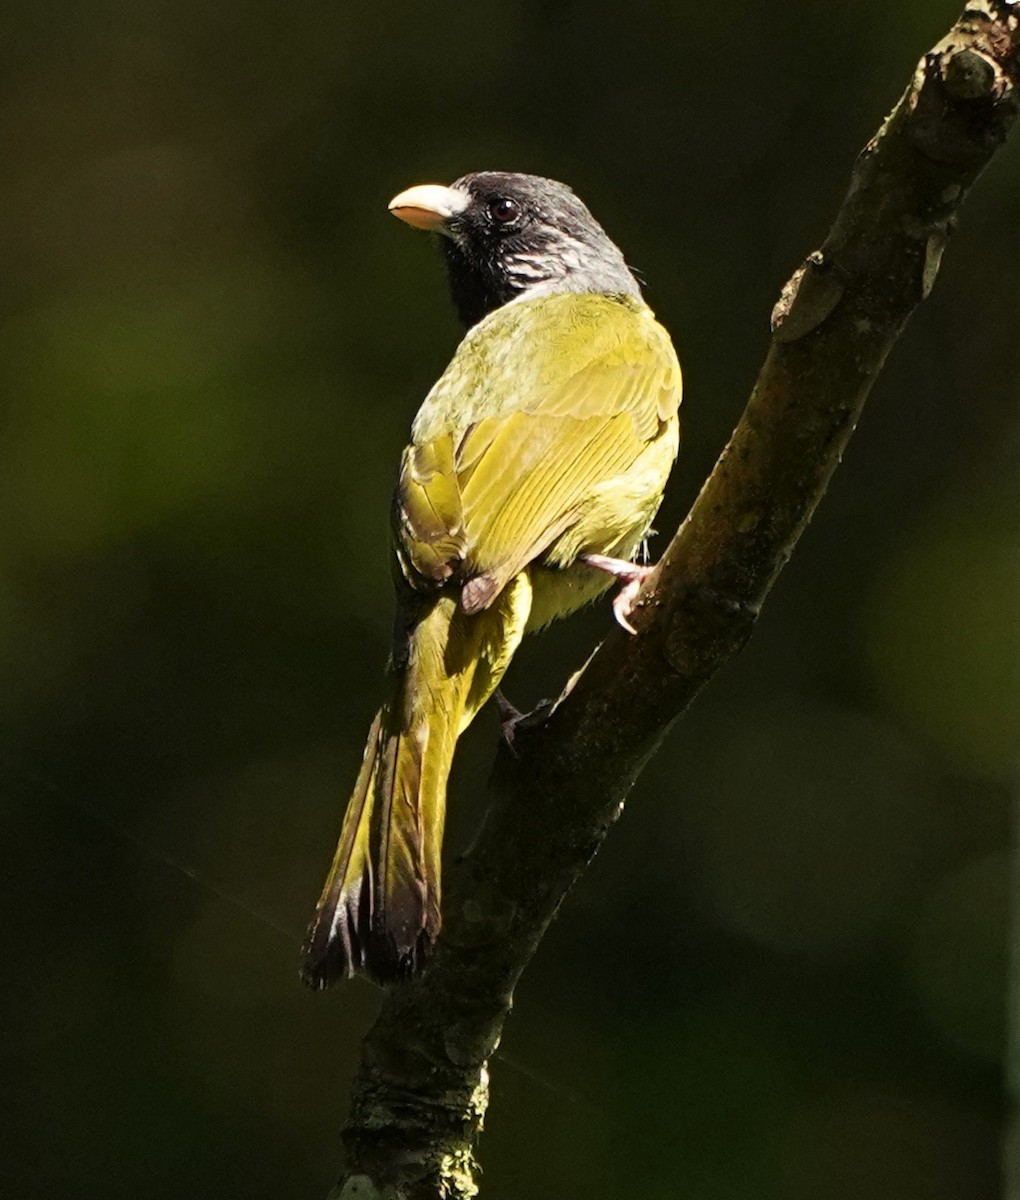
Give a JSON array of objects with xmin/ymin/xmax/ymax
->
[{"xmin": 331, "ymin": 6, "xmax": 1020, "ymax": 1197}]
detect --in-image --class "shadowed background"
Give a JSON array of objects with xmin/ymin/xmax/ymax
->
[{"xmin": 0, "ymin": 2, "xmax": 1014, "ymax": 1197}]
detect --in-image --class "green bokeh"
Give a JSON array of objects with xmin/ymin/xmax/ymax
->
[{"xmin": 865, "ymin": 485, "xmax": 1019, "ymax": 783}]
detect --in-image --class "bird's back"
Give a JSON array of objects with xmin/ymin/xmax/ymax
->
[{"xmin": 394, "ymin": 291, "xmax": 681, "ymax": 626}]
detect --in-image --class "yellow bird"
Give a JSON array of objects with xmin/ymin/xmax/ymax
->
[{"xmin": 303, "ymin": 172, "xmax": 681, "ymax": 987}]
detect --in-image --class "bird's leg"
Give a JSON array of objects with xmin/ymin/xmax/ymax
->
[
  {"xmin": 494, "ymin": 688, "xmax": 564, "ymax": 753},
  {"xmin": 581, "ymin": 553, "xmax": 655, "ymax": 635},
  {"xmin": 494, "ymin": 688, "xmax": 525, "ymax": 752}
]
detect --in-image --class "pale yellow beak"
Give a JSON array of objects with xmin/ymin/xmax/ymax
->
[{"xmin": 388, "ymin": 183, "xmax": 470, "ymax": 232}]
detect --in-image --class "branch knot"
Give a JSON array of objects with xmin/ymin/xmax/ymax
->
[
  {"xmin": 771, "ymin": 251, "xmax": 846, "ymax": 343},
  {"xmin": 943, "ymin": 46, "xmax": 1001, "ymax": 99}
]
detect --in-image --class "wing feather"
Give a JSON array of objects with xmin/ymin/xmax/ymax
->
[{"xmin": 393, "ymin": 292, "xmax": 681, "ymax": 600}]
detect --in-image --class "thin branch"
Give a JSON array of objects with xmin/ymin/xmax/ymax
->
[{"xmin": 330, "ymin": 6, "xmax": 1020, "ymax": 1198}]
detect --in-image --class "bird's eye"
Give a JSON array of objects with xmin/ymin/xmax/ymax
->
[{"xmin": 488, "ymin": 197, "xmax": 520, "ymax": 224}]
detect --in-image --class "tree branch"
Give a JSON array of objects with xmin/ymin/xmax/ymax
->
[{"xmin": 330, "ymin": 6, "xmax": 1020, "ymax": 1197}]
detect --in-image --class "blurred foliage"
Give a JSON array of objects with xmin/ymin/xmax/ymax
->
[{"xmin": 0, "ymin": 2, "xmax": 1014, "ymax": 1198}]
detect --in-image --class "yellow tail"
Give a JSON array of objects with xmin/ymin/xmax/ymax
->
[{"xmin": 302, "ymin": 572, "xmax": 533, "ymax": 987}]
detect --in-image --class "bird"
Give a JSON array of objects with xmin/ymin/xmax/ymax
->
[{"xmin": 302, "ymin": 171, "xmax": 682, "ymax": 988}]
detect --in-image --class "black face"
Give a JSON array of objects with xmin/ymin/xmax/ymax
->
[{"xmin": 441, "ymin": 171, "xmax": 640, "ymax": 328}]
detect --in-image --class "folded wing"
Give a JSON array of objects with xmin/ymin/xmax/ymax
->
[{"xmin": 392, "ymin": 292, "xmax": 681, "ymax": 611}]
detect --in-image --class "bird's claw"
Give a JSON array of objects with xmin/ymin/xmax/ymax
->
[
  {"xmin": 612, "ymin": 579, "xmax": 645, "ymax": 635},
  {"xmin": 494, "ymin": 690, "xmax": 558, "ymax": 755},
  {"xmin": 494, "ymin": 689, "xmax": 524, "ymax": 752},
  {"xmin": 581, "ymin": 554, "xmax": 654, "ymax": 635}
]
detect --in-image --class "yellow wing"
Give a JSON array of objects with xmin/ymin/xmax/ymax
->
[{"xmin": 392, "ymin": 291, "xmax": 681, "ymax": 612}]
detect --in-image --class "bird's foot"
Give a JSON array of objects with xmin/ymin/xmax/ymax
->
[
  {"xmin": 495, "ymin": 688, "xmax": 524, "ymax": 752},
  {"xmin": 581, "ymin": 553, "xmax": 655, "ymax": 635},
  {"xmin": 494, "ymin": 689, "xmax": 558, "ymax": 754}
]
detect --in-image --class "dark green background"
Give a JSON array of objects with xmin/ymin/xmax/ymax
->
[{"xmin": 1, "ymin": 3, "xmax": 1014, "ymax": 1197}]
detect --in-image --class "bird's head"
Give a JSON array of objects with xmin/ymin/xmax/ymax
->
[{"xmin": 388, "ymin": 171, "xmax": 641, "ymax": 327}]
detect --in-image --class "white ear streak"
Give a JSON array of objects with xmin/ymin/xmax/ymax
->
[
  {"xmin": 505, "ymin": 231, "xmax": 592, "ymax": 283},
  {"xmin": 505, "ymin": 254, "xmax": 555, "ymax": 280}
]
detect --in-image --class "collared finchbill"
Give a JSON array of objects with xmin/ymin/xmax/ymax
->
[
  {"xmin": 388, "ymin": 183, "xmax": 470, "ymax": 232},
  {"xmin": 304, "ymin": 172, "xmax": 682, "ymax": 989}
]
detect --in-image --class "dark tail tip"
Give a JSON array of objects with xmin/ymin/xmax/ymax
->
[{"xmin": 300, "ymin": 899, "xmax": 434, "ymax": 989}]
